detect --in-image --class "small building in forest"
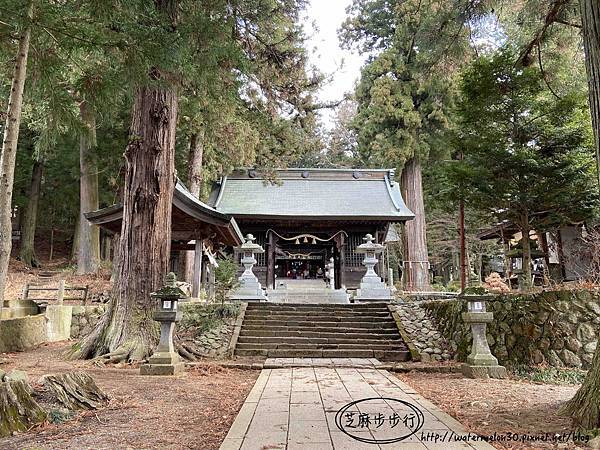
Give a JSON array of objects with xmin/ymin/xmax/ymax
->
[
  {"xmin": 207, "ymin": 168, "xmax": 414, "ymax": 289},
  {"xmin": 86, "ymin": 180, "xmax": 244, "ymax": 297}
]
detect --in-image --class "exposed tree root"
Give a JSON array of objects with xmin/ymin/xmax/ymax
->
[{"xmin": 175, "ymin": 341, "xmax": 196, "ymax": 361}]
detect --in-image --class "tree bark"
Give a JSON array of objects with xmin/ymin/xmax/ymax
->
[
  {"xmin": 0, "ymin": 2, "xmax": 32, "ymax": 308},
  {"xmin": 400, "ymin": 157, "xmax": 431, "ymax": 291},
  {"xmin": 73, "ymin": 84, "xmax": 178, "ymax": 362},
  {"xmin": 19, "ymin": 156, "xmax": 43, "ymax": 267},
  {"xmin": 0, "ymin": 381, "xmax": 47, "ymax": 438},
  {"xmin": 580, "ymin": 0, "xmax": 600, "ymax": 188},
  {"xmin": 77, "ymin": 101, "xmax": 100, "ymax": 274},
  {"xmin": 183, "ymin": 131, "xmax": 204, "ymax": 284},
  {"xmin": 561, "ymin": 336, "xmax": 600, "ymax": 429},
  {"xmin": 562, "ymin": 0, "xmax": 600, "ymax": 430}
]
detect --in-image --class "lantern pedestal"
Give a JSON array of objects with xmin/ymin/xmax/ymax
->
[
  {"xmin": 353, "ymin": 234, "xmax": 393, "ymax": 302},
  {"xmin": 140, "ymin": 273, "xmax": 185, "ymax": 376},
  {"xmin": 229, "ymin": 234, "xmax": 268, "ymax": 301},
  {"xmin": 461, "ymin": 295, "xmax": 507, "ymax": 379}
]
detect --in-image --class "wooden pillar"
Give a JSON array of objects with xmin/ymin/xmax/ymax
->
[
  {"xmin": 192, "ymin": 239, "xmax": 203, "ymax": 299},
  {"xmin": 208, "ymin": 264, "xmax": 216, "ymax": 301},
  {"xmin": 57, "ymin": 279, "xmax": 65, "ymax": 305},
  {"xmin": 266, "ymin": 231, "xmax": 275, "ymax": 289}
]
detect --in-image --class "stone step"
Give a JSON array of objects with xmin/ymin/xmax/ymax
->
[
  {"xmin": 242, "ymin": 314, "xmax": 391, "ymax": 322},
  {"xmin": 244, "ymin": 310, "xmax": 391, "ymax": 317},
  {"xmin": 246, "ymin": 303, "xmax": 388, "ymax": 310},
  {"xmin": 238, "ymin": 336, "xmax": 401, "ymax": 345},
  {"xmin": 234, "ymin": 348, "xmax": 411, "ymax": 361},
  {"xmin": 241, "ymin": 320, "xmax": 395, "ymax": 329},
  {"xmin": 239, "ymin": 329, "xmax": 400, "ymax": 339},
  {"xmin": 236, "ymin": 342, "xmax": 406, "ymax": 351}
]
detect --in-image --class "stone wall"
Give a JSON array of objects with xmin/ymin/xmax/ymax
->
[
  {"xmin": 422, "ymin": 290, "xmax": 600, "ymax": 369},
  {"xmin": 0, "ymin": 315, "xmax": 47, "ymax": 353},
  {"xmin": 389, "ymin": 303, "xmax": 454, "ymax": 362},
  {"xmin": 177, "ymin": 303, "xmax": 240, "ymax": 358},
  {"xmin": 70, "ymin": 305, "xmax": 107, "ymax": 339}
]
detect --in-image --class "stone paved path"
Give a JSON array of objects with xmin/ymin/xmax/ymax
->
[{"xmin": 220, "ymin": 367, "xmax": 495, "ymax": 450}]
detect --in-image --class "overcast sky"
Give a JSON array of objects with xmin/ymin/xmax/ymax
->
[{"xmin": 303, "ymin": 0, "xmax": 365, "ymax": 130}]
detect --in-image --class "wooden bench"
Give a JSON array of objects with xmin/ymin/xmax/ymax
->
[{"xmin": 22, "ymin": 280, "xmax": 89, "ymax": 306}]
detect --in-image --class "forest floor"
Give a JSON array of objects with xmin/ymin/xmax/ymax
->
[
  {"xmin": 398, "ymin": 372, "xmax": 587, "ymax": 449},
  {"xmin": 0, "ymin": 342, "xmax": 258, "ymax": 450},
  {"xmin": 5, "ymin": 256, "xmax": 112, "ymax": 300}
]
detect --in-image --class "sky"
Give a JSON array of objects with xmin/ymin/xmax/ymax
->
[{"xmin": 303, "ymin": 0, "xmax": 365, "ymax": 130}]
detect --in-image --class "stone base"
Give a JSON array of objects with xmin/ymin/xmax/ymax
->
[
  {"xmin": 354, "ymin": 288, "xmax": 393, "ymax": 302},
  {"xmin": 140, "ymin": 363, "xmax": 184, "ymax": 376},
  {"xmin": 461, "ymin": 364, "xmax": 507, "ymax": 379},
  {"xmin": 229, "ymin": 293, "xmax": 268, "ymax": 302}
]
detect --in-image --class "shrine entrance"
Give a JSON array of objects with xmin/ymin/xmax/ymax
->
[{"xmin": 275, "ymin": 246, "xmax": 328, "ymax": 281}]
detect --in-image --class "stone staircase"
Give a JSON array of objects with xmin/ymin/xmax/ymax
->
[
  {"xmin": 235, "ymin": 303, "xmax": 410, "ymax": 361},
  {"xmin": 266, "ymin": 279, "xmax": 349, "ymax": 303}
]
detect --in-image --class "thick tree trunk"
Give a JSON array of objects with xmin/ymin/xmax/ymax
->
[
  {"xmin": 183, "ymin": 131, "xmax": 204, "ymax": 284},
  {"xmin": 77, "ymin": 101, "xmax": 100, "ymax": 274},
  {"xmin": 19, "ymin": 156, "xmax": 43, "ymax": 267},
  {"xmin": 73, "ymin": 84, "xmax": 178, "ymax": 362},
  {"xmin": 562, "ymin": 1, "xmax": 600, "ymax": 430},
  {"xmin": 400, "ymin": 157, "xmax": 431, "ymax": 291},
  {"xmin": 561, "ymin": 337, "xmax": 600, "ymax": 429},
  {"xmin": 580, "ymin": 0, "xmax": 600, "ymax": 188},
  {"xmin": 0, "ymin": 3, "xmax": 32, "ymax": 308}
]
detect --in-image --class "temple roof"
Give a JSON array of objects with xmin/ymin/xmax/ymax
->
[
  {"xmin": 208, "ymin": 168, "xmax": 414, "ymax": 222},
  {"xmin": 86, "ymin": 180, "xmax": 244, "ymax": 246}
]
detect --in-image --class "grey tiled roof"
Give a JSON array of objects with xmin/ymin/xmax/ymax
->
[{"xmin": 211, "ymin": 169, "xmax": 414, "ymax": 221}]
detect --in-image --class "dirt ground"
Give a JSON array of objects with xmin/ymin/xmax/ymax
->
[
  {"xmin": 1, "ymin": 342, "xmax": 258, "ymax": 450},
  {"xmin": 5, "ymin": 257, "xmax": 112, "ymax": 301},
  {"xmin": 398, "ymin": 372, "xmax": 588, "ymax": 449}
]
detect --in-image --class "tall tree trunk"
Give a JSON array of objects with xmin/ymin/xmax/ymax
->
[
  {"xmin": 19, "ymin": 156, "xmax": 43, "ymax": 267},
  {"xmin": 77, "ymin": 101, "xmax": 100, "ymax": 274},
  {"xmin": 400, "ymin": 157, "xmax": 431, "ymax": 291},
  {"xmin": 183, "ymin": 131, "xmax": 204, "ymax": 283},
  {"xmin": 0, "ymin": 3, "xmax": 32, "ymax": 308},
  {"xmin": 561, "ymin": 336, "xmax": 600, "ymax": 429},
  {"xmin": 73, "ymin": 84, "xmax": 178, "ymax": 362},
  {"xmin": 581, "ymin": 0, "xmax": 600, "ymax": 188},
  {"xmin": 561, "ymin": 0, "xmax": 600, "ymax": 430},
  {"xmin": 520, "ymin": 212, "xmax": 532, "ymax": 290}
]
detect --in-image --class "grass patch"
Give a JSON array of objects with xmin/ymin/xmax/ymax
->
[{"xmin": 510, "ymin": 364, "xmax": 587, "ymax": 385}]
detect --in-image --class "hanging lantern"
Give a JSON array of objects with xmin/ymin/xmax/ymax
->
[
  {"xmin": 303, "ymin": 236, "xmax": 308, "ymax": 243},
  {"xmin": 295, "ymin": 238, "xmax": 300, "ymax": 245}
]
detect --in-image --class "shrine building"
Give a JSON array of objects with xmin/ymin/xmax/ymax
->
[{"xmin": 207, "ymin": 168, "xmax": 414, "ymax": 289}]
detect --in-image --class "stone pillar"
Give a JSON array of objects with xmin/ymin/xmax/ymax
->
[
  {"xmin": 326, "ymin": 257, "xmax": 335, "ymax": 290},
  {"xmin": 461, "ymin": 295, "xmax": 507, "ymax": 379},
  {"xmin": 354, "ymin": 234, "xmax": 393, "ymax": 302},
  {"xmin": 229, "ymin": 234, "xmax": 268, "ymax": 301}
]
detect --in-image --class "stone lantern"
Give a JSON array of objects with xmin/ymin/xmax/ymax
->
[
  {"xmin": 140, "ymin": 272, "xmax": 186, "ymax": 376},
  {"xmin": 230, "ymin": 234, "xmax": 267, "ymax": 301},
  {"xmin": 461, "ymin": 293, "xmax": 507, "ymax": 379},
  {"xmin": 353, "ymin": 234, "xmax": 393, "ymax": 302}
]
